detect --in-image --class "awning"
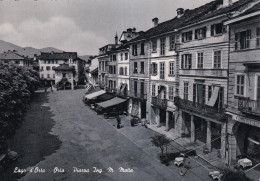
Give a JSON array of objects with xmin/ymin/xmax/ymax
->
[
  {"xmin": 98, "ymin": 93, "xmax": 115, "ymax": 101},
  {"xmin": 85, "ymin": 90, "xmax": 106, "ymax": 99},
  {"xmin": 206, "ymin": 87, "xmax": 220, "ymax": 107},
  {"xmin": 96, "ymin": 97, "xmax": 127, "ymax": 109}
]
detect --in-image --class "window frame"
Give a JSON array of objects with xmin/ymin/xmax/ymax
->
[
  {"xmin": 169, "ymin": 61, "xmax": 175, "ymax": 76},
  {"xmin": 160, "ymin": 37, "xmax": 166, "ymax": 55},
  {"xmin": 256, "ymin": 27, "xmax": 260, "ymax": 47},
  {"xmin": 160, "ymin": 62, "xmax": 165, "ymax": 79},
  {"xmin": 181, "ymin": 54, "xmax": 192, "ymax": 69},
  {"xmin": 133, "ymin": 62, "xmax": 138, "ymax": 73},
  {"xmin": 140, "ymin": 62, "xmax": 145, "ymax": 74},
  {"xmin": 169, "ymin": 86, "xmax": 174, "ymax": 100},
  {"xmin": 184, "ymin": 82, "xmax": 189, "ymax": 100},
  {"xmin": 151, "ymin": 63, "xmax": 158, "ymax": 76},
  {"xmin": 213, "ymin": 50, "xmax": 222, "ymax": 69},
  {"xmin": 152, "ymin": 39, "xmax": 157, "ymax": 52},
  {"xmin": 140, "ymin": 43, "xmax": 145, "ymax": 55},
  {"xmin": 197, "ymin": 52, "xmax": 204, "ymax": 69},
  {"xmin": 195, "ymin": 27, "xmax": 207, "ymax": 40},
  {"xmin": 169, "ymin": 35, "xmax": 176, "ymax": 50},
  {"xmin": 235, "ymin": 74, "xmax": 246, "ymax": 97},
  {"xmin": 182, "ymin": 31, "xmax": 193, "ymax": 42},
  {"xmin": 152, "ymin": 84, "xmax": 156, "ymax": 97}
]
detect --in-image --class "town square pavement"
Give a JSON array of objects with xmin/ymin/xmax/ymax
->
[{"xmin": 8, "ymin": 89, "xmax": 211, "ymax": 181}]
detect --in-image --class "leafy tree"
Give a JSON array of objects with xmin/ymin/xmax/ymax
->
[
  {"xmin": 0, "ymin": 61, "xmax": 39, "ymax": 144},
  {"xmin": 151, "ymin": 135, "xmax": 171, "ymax": 154},
  {"xmin": 221, "ymin": 169, "xmax": 252, "ymax": 181}
]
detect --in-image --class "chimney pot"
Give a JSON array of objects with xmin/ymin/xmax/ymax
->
[
  {"xmin": 115, "ymin": 33, "xmax": 118, "ymax": 45},
  {"xmin": 177, "ymin": 8, "xmax": 184, "ymax": 17},
  {"xmin": 152, "ymin": 17, "xmax": 159, "ymax": 27}
]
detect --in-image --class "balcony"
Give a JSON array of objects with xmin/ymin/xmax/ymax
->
[
  {"xmin": 174, "ymin": 97, "xmax": 226, "ymax": 121},
  {"xmin": 179, "ymin": 69, "xmax": 227, "ymax": 78},
  {"xmin": 152, "ymin": 97, "xmax": 168, "ymax": 110},
  {"xmin": 129, "ymin": 92, "xmax": 147, "ymax": 100},
  {"xmin": 238, "ymin": 97, "xmax": 260, "ymax": 116}
]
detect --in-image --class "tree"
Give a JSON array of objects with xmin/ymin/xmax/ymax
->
[
  {"xmin": 221, "ymin": 169, "xmax": 252, "ymax": 181},
  {"xmin": 151, "ymin": 135, "xmax": 171, "ymax": 155}
]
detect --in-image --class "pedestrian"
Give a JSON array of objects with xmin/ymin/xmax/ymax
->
[
  {"xmin": 50, "ymin": 82, "xmax": 53, "ymax": 92},
  {"xmin": 116, "ymin": 116, "xmax": 121, "ymax": 129}
]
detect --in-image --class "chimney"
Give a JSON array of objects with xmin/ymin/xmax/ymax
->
[
  {"xmin": 152, "ymin": 17, "xmax": 159, "ymax": 27},
  {"xmin": 132, "ymin": 27, "xmax": 136, "ymax": 32},
  {"xmin": 223, "ymin": 0, "xmax": 232, "ymax": 6},
  {"xmin": 127, "ymin": 28, "xmax": 132, "ymax": 33},
  {"xmin": 115, "ymin": 33, "xmax": 118, "ymax": 45},
  {"xmin": 177, "ymin": 8, "xmax": 184, "ymax": 18}
]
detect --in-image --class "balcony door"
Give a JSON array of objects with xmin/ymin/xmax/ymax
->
[{"xmin": 194, "ymin": 84, "xmax": 205, "ymax": 104}]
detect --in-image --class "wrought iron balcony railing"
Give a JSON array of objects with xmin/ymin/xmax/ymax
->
[
  {"xmin": 174, "ymin": 97, "xmax": 226, "ymax": 121},
  {"xmin": 152, "ymin": 97, "xmax": 168, "ymax": 110},
  {"xmin": 238, "ymin": 97, "xmax": 260, "ymax": 116}
]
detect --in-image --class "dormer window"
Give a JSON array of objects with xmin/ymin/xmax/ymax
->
[
  {"xmin": 195, "ymin": 27, "xmax": 206, "ymax": 40},
  {"xmin": 152, "ymin": 39, "xmax": 157, "ymax": 52},
  {"xmin": 211, "ymin": 23, "xmax": 226, "ymax": 36},
  {"xmin": 182, "ymin": 31, "xmax": 193, "ymax": 42}
]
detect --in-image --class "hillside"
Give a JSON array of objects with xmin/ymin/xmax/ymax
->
[{"xmin": 0, "ymin": 40, "xmax": 62, "ymax": 58}]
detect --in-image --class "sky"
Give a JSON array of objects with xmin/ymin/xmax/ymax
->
[{"xmin": 0, "ymin": 0, "xmax": 212, "ymax": 56}]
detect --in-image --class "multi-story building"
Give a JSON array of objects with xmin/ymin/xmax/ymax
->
[
  {"xmin": 0, "ymin": 50, "xmax": 33, "ymax": 67},
  {"xmin": 128, "ymin": 32, "xmax": 149, "ymax": 119},
  {"xmin": 225, "ymin": 3, "xmax": 260, "ymax": 164},
  {"xmin": 98, "ymin": 44, "xmax": 116, "ymax": 89},
  {"xmin": 174, "ymin": 0, "xmax": 259, "ymax": 161},
  {"xmin": 85, "ymin": 56, "xmax": 99, "ymax": 87},
  {"xmin": 37, "ymin": 51, "xmax": 84, "ymax": 86}
]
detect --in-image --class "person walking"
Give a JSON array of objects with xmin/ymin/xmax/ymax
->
[{"xmin": 116, "ymin": 116, "xmax": 121, "ymax": 129}]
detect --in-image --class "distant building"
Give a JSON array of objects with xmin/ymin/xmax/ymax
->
[
  {"xmin": 37, "ymin": 51, "xmax": 84, "ymax": 87},
  {"xmin": 0, "ymin": 50, "xmax": 33, "ymax": 67},
  {"xmin": 85, "ymin": 56, "xmax": 99, "ymax": 90}
]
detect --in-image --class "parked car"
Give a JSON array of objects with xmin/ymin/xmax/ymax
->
[
  {"xmin": 180, "ymin": 149, "xmax": 197, "ymax": 158},
  {"xmin": 174, "ymin": 157, "xmax": 184, "ymax": 167},
  {"xmin": 208, "ymin": 170, "xmax": 223, "ymax": 181},
  {"xmin": 235, "ymin": 158, "xmax": 252, "ymax": 170}
]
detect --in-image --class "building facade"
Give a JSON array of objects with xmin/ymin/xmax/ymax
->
[
  {"xmin": 37, "ymin": 52, "xmax": 84, "ymax": 86},
  {"xmin": 0, "ymin": 50, "xmax": 33, "ymax": 68},
  {"xmin": 225, "ymin": 7, "xmax": 260, "ymax": 164}
]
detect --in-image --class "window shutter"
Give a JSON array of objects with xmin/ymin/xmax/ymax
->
[
  {"xmin": 189, "ymin": 54, "xmax": 192, "ymax": 69},
  {"xmin": 211, "ymin": 25, "xmax": 214, "ymax": 36},
  {"xmin": 181, "ymin": 55, "xmax": 184, "ymax": 69},
  {"xmin": 202, "ymin": 85, "xmax": 206, "ymax": 104},
  {"xmin": 193, "ymin": 84, "xmax": 196, "ymax": 103},
  {"xmin": 203, "ymin": 27, "xmax": 207, "ymax": 38},
  {"xmin": 195, "ymin": 29, "xmax": 198, "ymax": 40},
  {"xmin": 155, "ymin": 63, "xmax": 158, "ymax": 75}
]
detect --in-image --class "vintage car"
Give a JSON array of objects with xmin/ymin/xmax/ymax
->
[
  {"xmin": 208, "ymin": 170, "xmax": 223, "ymax": 181},
  {"xmin": 174, "ymin": 157, "xmax": 184, "ymax": 167},
  {"xmin": 235, "ymin": 158, "xmax": 252, "ymax": 170}
]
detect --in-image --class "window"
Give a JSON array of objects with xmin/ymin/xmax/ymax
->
[
  {"xmin": 121, "ymin": 53, "xmax": 123, "ymax": 61},
  {"xmin": 120, "ymin": 67, "xmax": 124, "ymax": 75},
  {"xmin": 160, "ymin": 62, "xmax": 165, "ymax": 79},
  {"xmin": 110, "ymin": 55, "xmax": 113, "ymax": 61},
  {"xmin": 140, "ymin": 43, "xmax": 145, "ymax": 55},
  {"xmin": 140, "ymin": 62, "xmax": 144, "ymax": 74},
  {"xmin": 211, "ymin": 23, "xmax": 225, "ymax": 36},
  {"xmin": 125, "ymin": 53, "xmax": 128, "ymax": 60},
  {"xmin": 53, "ymin": 74, "xmax": 55, "ymax": 78},
  {"xmin": 152, "ymin": 39, "xmax": 157, "ymax": 52},
  {"xmin": 55, "ymin": 61, "xmax": 58, "ymax": 64},
  {"xmin": 197, "ymin": 52, "xmax": 203, "ymax": 68},
  {"xmin": 235, "ymin": 30, "xmax": 251, "ymax": 50},
  {"xmin": 218, "ymin": 87, "xmax": 224, "ymax": 109},
  {"xmin": 195, "ymin": 27, "xmax": 206, "ymax": 40},
  {"xmin": 124, "ymin": 67, "xmax": 127, "ymax": 75},
  {"xmin": 169, "ymin": 35, "xmax": 175, "ymax": 50},
  {"xmin": 46, "ymin": 66, "xmax": 50, "ymax": 70},
  {"xmin": 184, "ymin": 83, "xmax": 189, "ymax": 100},
  {"xmin": 181, "ymin": 54, "xmax": 192, "ymax": 69},
  {"xmin": 113, "ymin": 55, "xmax": 116, "ymax": 61},
  {"xmin": 113, "ymin": 66, "xmax": 116, "ymax": 74},
  {"xmin": 236, "ymin": 74, "xmax": 245, "ymax": 96},
  {"xmin": 132, "ymin": 45, "xmax": 137, "ymax": 56},
  {"xmin": 213, "ymin": 50, "xmax": 221, "ymax": 68},
  {"xmin": 160, "ymin": 38, "xmax": 165, "ymax": 55},
  {"xmin": 208, "ymin": 85, "xmax": 212, "ymax": 101},
  {"xmin": 41, "ymin": 66, "xmax": 44, "ymax": 71},
  {"xmin": 133, "ymin": 62, "xmax": 138, "ymax": 73},
  {"xmin": 151, "ymin": 63, "xmax": 158, "ymax": 75},
  {"xmin": 169, "ymin": 62, "xmax": 174, "ymax": 75},
  {"xmin": 41, "ymin": 74, "xmax": 44, "ymax": 78},
  {"xmin": 182, "ymin": 31, "xmax": 193, "ymax": 42},
  {"xmin": 169, "ymin": 86, "xmax": 174, "ymax": 100},
  {"xmin": 152, "ymin": 84, "xmax": 156, "ymax": 97},
  {"xmin": 140, "ymin": 81, "xmax": 145, "ymax": 96},
  {"xmin": 15, "ymin": 61, "xmax": 20, "ymax": 64},
  {"xmin": 47, "ymin": 74, "xmax": 50, "ymax": 78},
  {"xmin": 134, "ymin": 81, "xmax": 138, "ymax": 96},
  {"xmin": 52, "ymin": 66, "xmax": 56, "ymax": 70},
  {"xmin": 257, "ymin": 28, "xmax": 260, "ymax": 47}
]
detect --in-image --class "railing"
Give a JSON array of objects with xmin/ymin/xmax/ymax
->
[
  {"xmin": 152, "ymin": 97, "xmax": 168, "ymax": 110},
  {"xmin": 238, "ymin": 97, "xmax": 260, "ymax": 116},
  {"xmin": 174, "ymin": 97, "xmax": 226, "ymax": 121},
  {"xmin": 130, "ymin": 92, "xmax": 147, "ymax": 100}
]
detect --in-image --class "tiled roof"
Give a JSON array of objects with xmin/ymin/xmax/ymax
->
[
  {"xmin": 129, "ymin": 0, "xmax": 258, "ymax": 43},
  {"xmin": 53, "ymin": 63, "xmax": 74, "ymax": 71},
  {"xmin": 0, "ymin": 50, "xmax": 32, "ymax": 61},
  {"xmin": 239, "ymin": 1, "xmax": 260, "ymax": 15},
  {"xmin": 37, "ymin": 52, "xmax": 77, "ymax": 60}
]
